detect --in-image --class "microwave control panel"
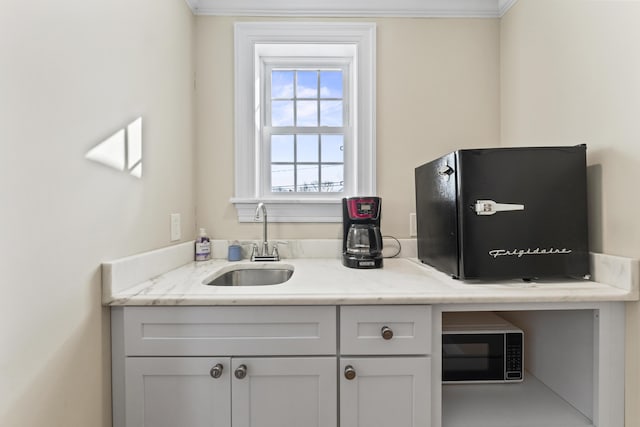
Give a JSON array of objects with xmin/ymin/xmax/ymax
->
[{"xmin": 505, "ymin": 332, "xmax": 523, "ymax": 380}]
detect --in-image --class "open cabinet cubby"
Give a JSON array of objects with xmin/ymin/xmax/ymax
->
[{"xmin": 435, "ymin": 304, "xmax": 624, "ymax": 427}]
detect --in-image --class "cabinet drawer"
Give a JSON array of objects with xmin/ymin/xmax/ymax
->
[
  {"xmin": 122, "ymin": 306, "xmax": 336, "ymax": 356},
  {"xmin": 340, "ymin": 305, "xmax": 431, "ymax": 355}
]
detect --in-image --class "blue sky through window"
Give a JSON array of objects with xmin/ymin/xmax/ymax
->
[
  {"xmin": 270, "ymin": 69, "xmax": 345, "ymax": 193},
  {"xmin": 320, "ymin": 71, "xmax": 342, "ymax": 98},
  {"xmin": 271, "ymin": 69, "xmax": 343, "ymax": 127}
]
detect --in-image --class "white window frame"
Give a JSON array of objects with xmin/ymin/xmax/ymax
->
[{"xmin": 232, "ymin": 22, "xmax": 376, "ymax": 222}]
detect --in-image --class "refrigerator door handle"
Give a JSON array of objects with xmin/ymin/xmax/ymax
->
[{"xmin": 475, "ymin": 200, "xmax": 525, "ymax": 216}]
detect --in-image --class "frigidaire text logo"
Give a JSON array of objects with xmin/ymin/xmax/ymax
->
[{"xmin": 489, "ymin": 248, "xmax": 573, "ymax": 259}]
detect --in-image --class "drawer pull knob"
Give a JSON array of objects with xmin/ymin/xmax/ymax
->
[
  {"xmin": 210, "ymin": 363, "xmax": 223, "ymax": 379},
  {"xmin": 344, "ymin": 365, "xmax": 356, "ymax": 380},
  {"xmin": 381, "ymin": 326, "xmax": 394, "ymax": 340},
  {"xmin": 235, "ymin": 364, "xmax": 247, "ymax": 380}
]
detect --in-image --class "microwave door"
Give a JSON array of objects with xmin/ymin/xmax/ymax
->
[{"xmin": 442, "ymin": 334, "xmax": 504, "ymax": 382}]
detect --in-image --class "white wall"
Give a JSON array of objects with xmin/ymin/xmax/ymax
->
[
  {"xmin": 500, "ymin": 1, "xmax": 640, "ymax": 424},
  {"xmin": 0, "ymin": 1, "xmax": 196, "ymax": 426},
  {"xmin": 195, "ymin": 17, "xmax": 501, "ymax": 240}
]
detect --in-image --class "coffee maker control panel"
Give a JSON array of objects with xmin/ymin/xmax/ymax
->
[{"xmin": 347, "ymin": 198, "xmax": 380, "ymax": 220}]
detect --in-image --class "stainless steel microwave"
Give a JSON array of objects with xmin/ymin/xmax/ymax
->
[{"xmin": 442, "ymin": 312, "xmax": 523, "ymax": 383}]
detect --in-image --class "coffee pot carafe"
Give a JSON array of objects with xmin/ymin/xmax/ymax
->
[
  {"xmin": 342, "ymin": 197, "xmax": 383, "ymax": 269},
  {"xmin": 346, "ymin": 224, "xmax": 382, "ymax": 256}
]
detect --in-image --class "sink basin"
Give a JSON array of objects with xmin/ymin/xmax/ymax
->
[{"xmin": 204, "ymin": 265, "xmax": 294, "ymax": 286}]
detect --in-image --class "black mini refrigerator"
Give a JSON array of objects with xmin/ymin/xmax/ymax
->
[{"xmin": 415, "ymin": 145, "xmax": 589, "ymax": 280}]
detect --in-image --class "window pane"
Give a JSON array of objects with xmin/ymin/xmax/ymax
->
[
  {"xmin": 296, "ymin": 71, "xmax": 318, "ymax": 98},
  {"xmin": 296, "ymin": 100, "xmax": 318, "ymax": 126},
  {"xmin": 297, "ymin": 165, "xmax": 319, "ymax": 192},
  {"xmin": 272, "ymin": 101, "xmax": 294, "ymax": 126},
  {"xmin": 320, "ymin": 101, "xmax": 343, "ymax": 127},
  {"xmin": 268, "ymin": 68, "xmax": 348, "ymax": 195},
  {"xmin": 272, "ymin": 71, "xmax": 294, "ymax": 99},
  {"xmin": 271, "ymin": 135, "xmax": 294, "ymax": 162},
  {"xmin": 321, "ymin": 135, "xmax": 344, "ymax": 162},
  {"xmin": 297, "ymin": 135, "xmax": 318, "ymax": 162},
  {"xmin": 320, "ymin": 71, "xmax": 342, "ymax": 98},
  {"xmin": 321, "ymin": 164, "xmax": 344, "ymax": 192},
  {"xmin": 272, "ymin": 164, "xmax": 295, "ymax": 192}
]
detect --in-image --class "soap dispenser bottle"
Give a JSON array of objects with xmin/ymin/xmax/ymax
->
[{"xmin": 195, "ymin": 228, "xmax": 212, "ymax": 261}]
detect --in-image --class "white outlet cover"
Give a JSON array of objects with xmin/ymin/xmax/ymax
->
[
  {"xmin": 409, "ymin": 213, "xmax": 417, "ymax": 237},
  {"xmin": 170, "ymin": 213, "xmax": 181, "ymax": 241}
]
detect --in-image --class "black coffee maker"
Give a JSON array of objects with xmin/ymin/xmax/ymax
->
[{"xmin": 342, "ymin": 197, "xmax": 383, "ymax": 269}]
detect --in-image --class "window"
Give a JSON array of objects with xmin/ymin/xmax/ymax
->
[
  {"xmin": 267, "ymin": 66, "xmax": 347, "ymax": 194},
  {"xmin": 233, "ymin": 22, "xmax": 376, "ymax": 222}
]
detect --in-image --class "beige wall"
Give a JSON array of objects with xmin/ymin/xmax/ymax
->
[
  {"xmin": 0, "ymin": 1, "xmax": 196, "ymax": 426},
  {"xmin": 195, "ymin": 17, "xmax": 501, "ymax": 240},
  {"xmin": 500, "ymin": 1, "xmax": 640, "ymax": 424}
]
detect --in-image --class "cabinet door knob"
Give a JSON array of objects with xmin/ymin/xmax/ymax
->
[
  {"xmin": 235, "ymin": 364, "xmax": 247, "ymax": 380},
  {"xmin": 381, "ymin": 326, "xmax": 394, "ymax": 340},
  {"xmin": 344, "ymin": 365, "xmax": 356, "ymax": 380},
  {"xmin": 209, "ymin": 363, "xmax": 224, "ymax": 379}
]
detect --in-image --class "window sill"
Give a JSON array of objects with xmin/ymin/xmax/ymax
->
[{"xmin": 230, "ymin": 198, "xmax": 342, "ymax": 223}]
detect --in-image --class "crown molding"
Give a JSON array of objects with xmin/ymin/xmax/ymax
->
[
  {"xmin": 187, "ymin": 0, "xmax": 518, "ymax": 18},
  {"xmin": 498, "ymin": 0, "xmax": 519, "ymax": 17},
  {"xmin": 184, "ymin": 0, "xmax": 199, "ymax": 12}
]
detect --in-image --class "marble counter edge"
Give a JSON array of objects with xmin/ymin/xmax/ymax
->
[{"xmin": 106, "ymin": 290, "xmax": 636, "ymax": 306}]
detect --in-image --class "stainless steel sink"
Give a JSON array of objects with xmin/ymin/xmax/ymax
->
[{"xmin": 204, "ymin": 265, "xmax": 294, "ymax": 286}]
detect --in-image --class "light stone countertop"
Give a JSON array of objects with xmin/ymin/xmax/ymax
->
[{"xmin": 102, "ymin": 241, "xmax": 639, "ymax": 306}]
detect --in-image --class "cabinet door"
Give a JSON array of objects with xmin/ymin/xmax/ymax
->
[
  {"xmin": 125, "ymin": 357, "xmax": 231, "ymax": 427},
  {"xmin": 231, "ymin": 357, "xmax": 337, "ymax": 427},
  {"xmin": 340, "ymin": 357, "xmax": 431, "ymax": 427}
]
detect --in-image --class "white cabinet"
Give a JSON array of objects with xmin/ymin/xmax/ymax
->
[
  {"xmin": 112, "ymin": 302, "xmax": 623, "ymax": 427},
  {"xmin": 125, "ymin": 357, "xmax": 231, "ymax": 427},
  {"xmin": 124, "ymin": 356, "xmax": 336, "ymax": 427},
  {"xmin": 120, "ymin": 305, "xmax": 336, "ymax": 356},
  {"xmin": 340, "ymin": 357, "xmax": 431, "ymax": 427},
  {"xmin": 112, "ymin": 304, "xmax": 433, "ymax": 427},
  {"xmin": 111, "ymin": 306, "xmax": 338, "ymax": 427},
  {"xmin": 340, "ymin": 305, "xmax": 432, "ymax": 355},
  {"xmin": 339, "ymin": 305, "xmax": 432, "ymax": 427},
  {"xmin": 232, "ymin": 357, "xmax": 336, "ymax": 427}
]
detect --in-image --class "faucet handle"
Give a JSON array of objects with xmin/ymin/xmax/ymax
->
[
  {"xmin": 271, "ymin": 244, "xmax": 279, "ymax": 258},
  {"xmin": 250, "ymin": 243, "xmax": 259, "ymax": 261}
]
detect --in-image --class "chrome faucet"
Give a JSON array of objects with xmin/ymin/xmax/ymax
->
[{"xmin": 251, "ymin": 202, "xmax": 279, "ymax": 261}]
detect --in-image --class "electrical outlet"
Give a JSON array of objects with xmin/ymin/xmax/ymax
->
[
  {"xmin": 170, "ymin": 213, "xmax": 181, "ymax": 241},
  {"xmin": 409, "ymin": 213, "xmax": 417, "ymax": 237}
]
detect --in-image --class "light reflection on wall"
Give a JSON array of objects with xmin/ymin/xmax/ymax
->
[{"xmin": 85, "ymin": 117, "xmax": 142, "ymax": 178}]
